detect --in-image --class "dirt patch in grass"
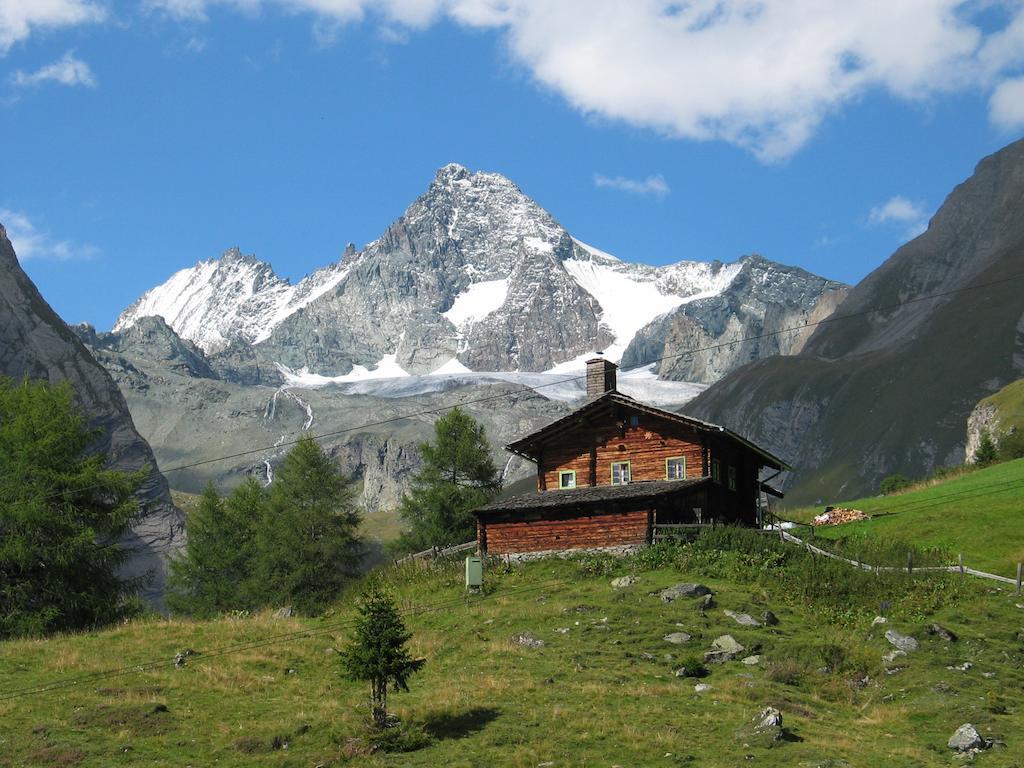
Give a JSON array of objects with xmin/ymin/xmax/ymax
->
[{"xmin": 26, "ymin": 745, "xmax": 86, "ymax": 767}]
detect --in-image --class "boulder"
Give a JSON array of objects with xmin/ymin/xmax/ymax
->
[
  {"xmin": 724, "ymin": 610, "xmax": 761, "ymax": 627},
  {"xmin": 694, "ymin": 683, "xmax": 712, "ymax": 692},
  {"xmin": 948, "ymin": 723, "xmax": 988, "ymax": 752},
  {"xmin": 884, "ymin": 629, "xmax": 919, "ymax": 652},
  {"xmin": 272, "ymin": 606, "xmax": 294, "ymax": 619},
  {"xmin": 927, "ymin": 623, "xmax": 958, "ymax": 642},
  {"xmin": 664, "ymin": 632, "xmax": 692, "ymax": 645},
  {"xmin": 705, "ymin": 635, "xmax": 745, "ymax": 664},
  {"xmin": 741, "ymin": 655, "xmax": 761, "ymax": 665},
  {"xmin": 611, "ymin": 576, "xmax": 639, "ymax": 589},
  {"xmin": 512, "ymin": 632, "xmax": 545, "ymax": 649},
  {"xmin": 657, "ymin": 583, "xmax": 712, "ymax": 602},
  {"xmin": 754, "ymin": 706, "xmax": 783, "ymax": 731},
  {"xmin": 698, "ymin": 594, "xmax": 716, "ymax": 611}
]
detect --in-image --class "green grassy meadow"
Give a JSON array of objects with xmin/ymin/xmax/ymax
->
[
  {"xmin": 3, "ymin": 535, "xmax": 1024, "ymax": 767},
  {"xmin": 783, "ymin": 458, "xmax": 1024, "ymax": 578}
]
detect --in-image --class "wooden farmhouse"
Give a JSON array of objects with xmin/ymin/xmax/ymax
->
[{"xmin": 473, "ymin": 358, "xmax": 790, "ymax": 557}]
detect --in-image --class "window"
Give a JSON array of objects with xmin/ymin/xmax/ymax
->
[
  {"xmin": 666, "ymin": 456, "xmax": 686, "ymax": 480},
  {"xmin": 711, "ymin": 459, "xmax": 721, "ymax": 484},
  {"xmin": 629, "ymin": 415, "xmax": 640, "ymax": 427},
  {"xmin": 558, "ymin": 470, "xmax": 576, "ymax": 489},
  {"xmin": 611, "ymin": 461, "xmax": 631, "ymax": 485},
  {"xmin": 728, "ymin": 465, "xmax": 737, "ymax": 491}
]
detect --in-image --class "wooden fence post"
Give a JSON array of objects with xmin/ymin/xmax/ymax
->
[
  {"xmin": 906, "ymin": 551, "xmax": 913, "ymax": 575},
  {"xmin": 1016, "ymin": 562, "xmax": 1022, "ymax": 595},
  {"xmin": 958, "ymin": 553, "xmax": 965, "ymax": 579}
]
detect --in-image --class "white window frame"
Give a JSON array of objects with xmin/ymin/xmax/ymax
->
[
  {"xmin": 666, "ymin": 456, "xmax": 687, "ymax": 480},
  {"xmin": 558, "ymin": 470, "xmax": 577, "ymax": 489},
  {"xmin": 610, "ymin": 461, "xmax": 631, "ymax": 486}
]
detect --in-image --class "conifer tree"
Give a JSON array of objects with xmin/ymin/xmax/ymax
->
[
  {"xmin": 338, "ymin": 581, "xmax": 425, "ymax": 729},
  {"xmin": 0, "ymin": 378, "xmax": 143, "ymax": 638},
  {"xmin": 398, "ymin": 407, "xmax": 500, "ymax": 551},
  {"xmin": 974, "ymin": 431, "xmax": 999, "ymax": 466},
  {"xmin": 251, "ymin": 435, "xmax": 362, "ymax": 613},
  {"xmin": 167, "ymin": 478, "xmax": 262, "ymax": 615}
]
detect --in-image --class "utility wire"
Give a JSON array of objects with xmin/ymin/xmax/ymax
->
[{"xmin": 8, "ymin": 268, "xmax": 1024, "ymax": 510}]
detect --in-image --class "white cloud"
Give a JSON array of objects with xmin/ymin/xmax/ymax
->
[
  {"xmin": 990, "ymin": 76, "xmax": 1024, "ymax": 130},
  {"xmin": 12, "ymin": 51, "xmax": 96, "ymax": 88},
  {"xmin": 144, "ymin": 1, "xmax": 1024, "ymax": 160},
  {"xmin": 868, "ymin": 195, "xmax": 930, "ymax": 239},
  {"xmin": 593, "ymin": 173, "xmax": 670, "ymax": 198},
  {"xmin": 0, "ymin": 0, "xmax": 106, "ymax": 54},
  {"xmin": 0, "ymin": 209, "xmax": 98, "ymax": 261}
]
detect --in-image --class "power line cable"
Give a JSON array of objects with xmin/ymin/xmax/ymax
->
[{"xmin": 9, "ymin": 268, "xmax": 1024, "ymax": 510}]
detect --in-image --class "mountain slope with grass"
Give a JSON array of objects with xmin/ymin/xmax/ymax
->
[
  {"xmin": 785, "ymin": 457, "xmax": 1024, "ymax": 578},
  {"xmin": 2, "ymin": 531, "xmax": 1022, "ymax": 767},
  {"xmin": 686, "ymin": 137, "xmax": 1024, "ymax": 506}
]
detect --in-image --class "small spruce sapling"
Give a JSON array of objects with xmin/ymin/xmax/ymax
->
[
  {"xmin": 338, "ymin": 581, "xmax": 425, "ymax": 729},
  {"xmin": 974, "ymin": 430, "xmax": 999, "ymax": 466}
]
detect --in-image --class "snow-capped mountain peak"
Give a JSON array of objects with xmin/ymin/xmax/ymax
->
[{"xmin": 114, "ymin": 163, "xmax": 843, "ymax": 380}]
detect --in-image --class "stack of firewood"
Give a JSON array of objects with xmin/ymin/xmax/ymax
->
[{"xmin": 811, "ymin": 507, "xmax": 868, "ymax": 526}]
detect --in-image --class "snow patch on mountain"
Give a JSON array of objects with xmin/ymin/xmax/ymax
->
[
  {"xmin": 273, "ymin": 357, "xmax": 706, "ymax": 406},
  {"xmin": 116, "ymin": 249, "xmax": 349, "ymax": 354},
  {"xmin": 443, "ymin": 278, "xmax": 509, "ymax": 329},
  {"xmin": 276, "ymin": 354, "xmax": 410, "ymax": 386},
  {"xmin": 563, "ymin": 244, "xmax": 743, "ymax": 362}
]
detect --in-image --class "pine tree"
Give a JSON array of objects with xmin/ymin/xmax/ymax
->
[
  {"xmin": 251, "ymin": 435, "xmax": 363, "ymax": 613},
  {"xmin": 398, "ymin": 408, "xmax": 500, "ymax": 552},
  {"xmin": 0, "ymin": 378, "xmax": 143, "ymax": 638},
  {"xmin": 974, "ymin": 430, "xmax": 999, "ymax": 466},
  {"xmin": 167, "ymin": 478, "xmax": 262, "ymax": 616},
  {"xmin": 338, "ymin": 581, "xmax": 425, "ymax": 729}
]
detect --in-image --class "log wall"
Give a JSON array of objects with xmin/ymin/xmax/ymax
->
[
  {"xmin": 539, "ymin": 414, "xmax": 705, "ymax": 490},
  {"xmin": 483, "ymin": 509, "xmax": 649, "ymax": 554}
]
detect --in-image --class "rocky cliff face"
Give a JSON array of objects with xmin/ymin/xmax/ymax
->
[
  {"xmin": 114, "ymin": 164, "xmax": 843, "ymax": 382},
  {"xmin": 622, "ymin": 255, "xmax": 847, "ymax": 384},
  {"xmin": 687, "ymin": 137, "xmax": 1024, "ymax": 504},
  {"xmin": 0, "ymin": 226, "xmax": 185, "ymax": 605}
]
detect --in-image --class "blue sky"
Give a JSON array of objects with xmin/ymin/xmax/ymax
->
[{"xmin": 2, "ymin": 1, "xmax": 1023, "ymax": 329}]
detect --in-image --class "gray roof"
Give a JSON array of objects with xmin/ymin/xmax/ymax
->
[
  {"xmin": 505, "ymin": 390, "xmax": 791, "ymax": 471},
  {"xmin": 475, "ymin": 477, "xmax": 710, "ymax": 516}
]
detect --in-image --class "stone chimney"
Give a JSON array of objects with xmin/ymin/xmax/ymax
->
[{"xmin": 586, "ymin": 357, "xmax": 618, "ymax": 399}]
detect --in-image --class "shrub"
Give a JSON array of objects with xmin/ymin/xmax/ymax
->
[
  {"xmin": 765, "ymin": 659, "xmax": 804, "ymax": 686},
  {"xmin": 879, "ymin": 474, "xmax": 911, "ymax": 495},
  {"xmin": 998, "ymin": 428, "xmax": 1024, "ymax": 461},
  {"xmin": 676, "ymin": 653, "xmax": 708, "ymax": 678}
]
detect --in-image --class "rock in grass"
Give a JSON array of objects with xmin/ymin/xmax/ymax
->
[
  {"xmin": 664, "ymin": 632, "xmax": 692, "ymax": 645},
  {"xmin": 871, "ymin": 616, "xmax": 887, "ymax": 627},
  {"xmin": 694, "ymin": 683, "xmax": 712, "ymax": 692},
  {"xmin": 741, "ymin": 655, "xmax": 761, "ymax": 665},
  {"xmin": 698, "ymin": 594, "xmax": 715, "ymax": 611},
  {"xmin": 927, "ymin": 623, "xmax": 958, "ymax": 642},
  {"xmin": 754, "ymin": 706, "xmax": 783, "ymax": 730},
  {"xmin": 611, "ymin": 576, "xmax": 639, "ymax": 588},
  {"xmin": 724, "ymin": 610, "xmax": 761, "ymax": 627},
  {"xmin": 761, "ymin": 611, "xmax": 779, "ymax": 626},
  {"xmin": 948, "ymin": 723, "xmax": 988, "ymax": 752},
  {"xmin": 512, "ymin": 632, "xmax": 545, "ymax": 649},
  {"xmin": 705, "ymin": 635, "xmax": 744, "ymax": 664},
  {"xmin": 272, "ymin": 606, "xmax": 294, "ymax": 619},
  {"xmin": 657, "ymin": 583, "xmax": 712, "ymax": 602},
  {"xmin": 882, "ymin": 649, "xmax": 906, "ymax": 664},
  {"xmin": 884, "ymin": 629, "xmax": 919, "ymax": 652}
]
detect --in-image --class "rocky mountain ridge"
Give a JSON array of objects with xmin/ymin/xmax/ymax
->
[
  {"xmin": 686, "ymin": 137, "xmax": 1024, "ymax": 504},
  {"xmin": 0, "ymin": 226, "xmax": 185, "ymax": 605},
  {"xmin": 115, "ymin": 163, "xmax": 846, "ymax": 383}
]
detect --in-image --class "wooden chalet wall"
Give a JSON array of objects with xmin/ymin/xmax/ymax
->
[
  {"xmin": 538, "ymin": 410, "xmax": 706, "ymax": 491},
  {"xmin": 704, "ymin": 434, "xmax": 760, "ymax": 526},
  {"xmin": 481, "ymin": 509, "xmax": 649, "ymax": 555}
]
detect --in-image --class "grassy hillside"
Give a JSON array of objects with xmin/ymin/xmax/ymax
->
[
  {"xmin": 982, "ymin": 379, "xmax": 1024, "ymax": 433},
  {"xmin": 784, "ymin": 458, "xmax": 1024, "ymax": 577},
  {"xmin": 2, "ymin": 533, "xmax": 1023, "ymax": 767}
]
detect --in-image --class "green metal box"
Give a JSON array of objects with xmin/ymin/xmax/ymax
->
[{"xmin": 465, "ymin": 555, "xmax": 483, "ymax": 588}]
